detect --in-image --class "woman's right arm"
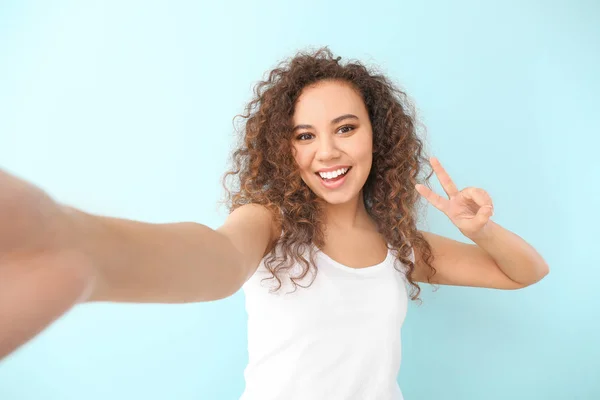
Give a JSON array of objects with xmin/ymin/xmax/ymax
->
[
  {"xmin": 76, "ymin": 203, "xmax": 278, "ymax": 303},
  {"xmin": 0, "ymin": 168, "xmax": 277, "ymax": 359}
]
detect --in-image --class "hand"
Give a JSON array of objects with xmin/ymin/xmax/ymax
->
[
  {"xmin": 415, "ymin": 157, "xmax": 494, "ymax": 240},
  {"xmin": 0, "ymin": 169, "xmax": 94, "ymax": 360}
]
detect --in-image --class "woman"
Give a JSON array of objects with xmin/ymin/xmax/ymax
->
[{"xmin": 0, "ymin": 48, "xmax": 549, "ymax": 399}]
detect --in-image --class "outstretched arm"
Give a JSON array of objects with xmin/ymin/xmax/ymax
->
[
  {"xmin": 0, "ymin": 167, "xmax": 276, "ymax": 359},
  {"xmin": 75, "ymin": 204, "xmax": 275, "ymax": 303}
]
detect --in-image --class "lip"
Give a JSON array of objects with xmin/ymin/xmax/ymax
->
[
  {"xmin": 316, "ymin": 167, "xmax": 351, "ymax": 190},
  {"xmin": 315, "ymin": 165, "xmax": 351, "ymax": 173}
]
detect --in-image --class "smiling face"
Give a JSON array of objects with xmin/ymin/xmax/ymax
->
[{"xmin": 291, "ymin": 80, "xmax": 373, "ymax": 205}]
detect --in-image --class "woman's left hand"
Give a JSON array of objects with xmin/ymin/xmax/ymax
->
[{"xmin": 415, "ymin": 157, "xmax": 494, "ymax": 240}]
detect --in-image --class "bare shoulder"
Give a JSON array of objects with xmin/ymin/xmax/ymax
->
[
  {"xmin": 216, "ymin": 204, "xmax": 280, "ymax": 281},
  {"xmin": 413, "ymin": 230, "xmax": 527, "ymax": 290}
]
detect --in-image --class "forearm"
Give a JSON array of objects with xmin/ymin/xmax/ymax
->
[
  {"xmin": 68, "ymin": 209, "xmax": 245, "ymax": 303},
  {"xmin": 470, "ymin": 220, "xmax": 549, "ymax": 285}
]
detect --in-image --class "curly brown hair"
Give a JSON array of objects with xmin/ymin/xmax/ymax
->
[{"xmin": 222, "ymin": 47, "xmax": 436, "ymax": 301}]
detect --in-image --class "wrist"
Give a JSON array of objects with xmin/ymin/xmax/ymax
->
[
  {"xmin": 464, "ymin": 220, "xmax": 497, "ymax": 244},
  {"xmin": 59, "ymin": 206, "xmax": 100, "ymax": 302}
]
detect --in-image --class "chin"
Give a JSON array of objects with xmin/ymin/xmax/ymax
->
[
  {"xmin": 312, "ymin": 184, "xmax": 362, "ymax": 206},
  {"xmin": 319, "ymin": 191, "xmax": 357, "ymax": 205}
]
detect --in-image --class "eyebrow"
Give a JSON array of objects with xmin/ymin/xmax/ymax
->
[{"xmin": 292, "ymin": 114, "xmax": 359, "ymax": 131}]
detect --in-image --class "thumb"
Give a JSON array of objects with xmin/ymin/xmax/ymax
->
[{"xmin": 475, "ymin": 204, "xmax": 494, "ymax": 224}]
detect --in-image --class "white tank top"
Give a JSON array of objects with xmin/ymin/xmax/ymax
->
[{"xmin": 240, "ymin": 243, "xmax": 412, "ymax": 400}]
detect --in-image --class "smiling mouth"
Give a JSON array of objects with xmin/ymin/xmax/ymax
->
[{"xmin": 315, "ymin": 166, "xmax": 352, "ymax": 182}]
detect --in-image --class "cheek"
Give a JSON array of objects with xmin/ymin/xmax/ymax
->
[
  {"xmin": 354, "ymin": 137, "xmax": 373, "ymax": 164},
  {"xmin": 292, "ymin": 147, "xmax": 312, "ymax": 172},
  {"xmin": 359, "ymin": 152, "xmax": 373, "ymax": 179}
]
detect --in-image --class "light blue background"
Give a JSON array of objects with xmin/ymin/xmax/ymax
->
[{"xmin": 1, "ymin": 1, "xmax": 598, "ymax": 399}]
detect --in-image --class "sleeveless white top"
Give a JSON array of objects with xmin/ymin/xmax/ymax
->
[{"xmin": 240, "ymin": 243, "xmax": 413, "ymax": 400}]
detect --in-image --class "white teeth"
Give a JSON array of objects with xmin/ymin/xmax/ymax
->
[{"xmin": 318, "ymin": 167, "xmax": 349, "ymax": 180}]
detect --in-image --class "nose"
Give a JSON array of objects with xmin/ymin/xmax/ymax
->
[{"xmin": 315, "ymin": 135, "xmax": 341, "ymax": 162}]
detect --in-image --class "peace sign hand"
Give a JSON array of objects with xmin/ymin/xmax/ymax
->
[{"xmin": 415, "ymin": 157, "xmax": 494, "ymax": 240}]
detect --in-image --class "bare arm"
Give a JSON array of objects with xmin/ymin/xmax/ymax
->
[
  {"xmin": 0, "ymin": 165, "xmax": 277, "ymax": 358},
  {"xmin": 413, "ymin": 157, "xmax": 549, "ymax": 290},
  {"xmin": 414, "ymin": 226, "xmax": 549, "ymax": 290},
  {"xmin": 74, "ymin": 203, "xmax": 278, "ymax": 303}
]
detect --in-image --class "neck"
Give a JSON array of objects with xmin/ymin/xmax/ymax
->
[{"xmin": 322, "ymin": 191, "xmax": 373, "ymax": 230}]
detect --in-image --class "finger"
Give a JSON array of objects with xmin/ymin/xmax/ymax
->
[
  {"xmin": 430, "ymin": 157, "xmax": 459, "ymax": 198},
  {"xmin": 0, "ymin": 251, "xmax": 92, "ymax": 360},
  {"xmin": 415, "ymin": 183, "xmax": 449, "ymax": 213},
  {"xmin": 465, "ymin": 187, "xmax": 493, "ymax": 211},
  {"xmin": 474, "ymin": 202, "xmax": 494, "ymax": 226}
]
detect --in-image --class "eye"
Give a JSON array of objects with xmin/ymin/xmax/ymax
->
[
  {"xmin": 337, "ymin": 125, "xmax": 356, "ymax": 134},
  {"xmin": 295, "ymin": 133, "xmax": 314, "ymax": 141}
]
